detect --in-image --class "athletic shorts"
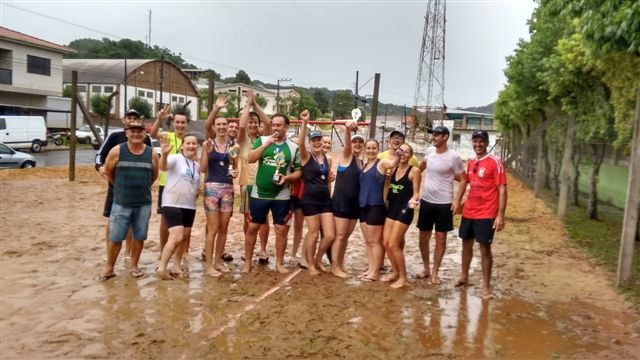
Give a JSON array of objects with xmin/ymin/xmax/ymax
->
[
  {"xmin": 109, "ymin": 203, "xmax": 151, "ymax": 242},
  {"xmin": 204, "ymin": 182, "xmax": 234, "ymax": 213},
  {"xmin": 359, "ymin": 205, "xmax": 387, "ymax": 226},
  {"xmin": 333, "ymin": 207, "xmax": 360, "ymax": 220},
  {"xmin": 386, "ymin": 206, "xmax": 414, "ymax": 226},
  {"xmin": 417, "ymin": 200, "xmax": 453, "ymax": 232},
  {"xmin": 458, "ymin": 217, "xmax": 495, "ymax": 244},
  {"xmin": 161, "ymin": 206, "xmax": 196, "ymax": 229},
  {"xmin": 156, "ymin": 186, "xmax": 165, "ymax": 214},
  {"xmin": 300, "ymin": 203, "xmax": 332, "ymax": 217},
  {"xmin": 239, "ymin": 185, "xmax": 251, "ymax": 214},
  {"xmin": 103, "ymin": 184, "xmax": 114, "ymax": 217},
  {"xmin": 291, "ymin": 196, "xmax": 301, "ymax": 210},
  {"xmin": 249, "ymin": 198, "xmax": 292, "ymax": 225}
]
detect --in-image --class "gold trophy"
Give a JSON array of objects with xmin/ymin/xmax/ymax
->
[
  {"xmin": 272, "ymin": 150, "xmax": 285, "ymax": 184},
  {"xmin": 228, "ymin": 142, "xmax": 239, "ymax": 177}
]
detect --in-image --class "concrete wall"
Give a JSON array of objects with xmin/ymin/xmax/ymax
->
[{"xmin": 0, "ymin": 42, "xmax": 64, "ymax": 96}]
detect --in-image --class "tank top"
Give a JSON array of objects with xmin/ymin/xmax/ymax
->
[
  {"xmin": 300, "ymin": 153, "xmax": 330, "ymax": 205},
  {"xmin": 332, "ymin": 156, "xmax": 361, "ymax": 213},
  {"xmin": 113, "ymin": 143, "xmax": 153, "ymax": 207},
  {"xmin": 359, "ymin": 159, "xmax": 386, "ymax": 207},
  {"xmin": 387, "ymin": 166, "xmax": 413, "ymax": 214},
  {"xmin": 206, "ymin": 140, "xmax": 233, "ymax": 184}
]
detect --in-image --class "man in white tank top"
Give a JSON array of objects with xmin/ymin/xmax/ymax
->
[{"xmin": 416, "ymin": 126, "xmax": 467, "ymax": 285}]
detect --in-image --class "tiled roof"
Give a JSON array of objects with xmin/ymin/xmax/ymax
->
[{"xmin": 0, "ymin": 26, "xmax": 75, "ymax": 54}]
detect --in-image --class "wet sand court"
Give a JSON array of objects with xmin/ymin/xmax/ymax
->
[{"xmin": 1, "ymin": 166, "xmax": 639, "ymax": 359}]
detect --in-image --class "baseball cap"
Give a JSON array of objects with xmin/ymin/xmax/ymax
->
[
  {"xmin": 126, "ymin": 120, "xmax": 145, "ymax": 130},
  {"xmin": 472, "ymin": 130, "xmax": 489, "ymax": 141},
  {"xmin": 124, "ymin": 109, "xmax": 141, "ymax": 118},
  {"xmin": 427, "ymin": 125, "xmax": 450, "ymax": 136},
  {"xmin": 389, "ymin": 130, "xmax": 405, "ymax": 139},
  {"xmin": 351, "ymin": 134, "xmax": 365, "ymax": 142},
  {"xmin": 308, "ymin": 130, "xmax": 323, "ymax": 139}
]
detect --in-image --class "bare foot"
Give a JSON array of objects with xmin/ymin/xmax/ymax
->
[
  {"xmin": 276, "ymin": 264, "xmax": 289, "ymax": 274},
  {"xmin": 380, "ymin": 273, "xmax": 398, "ymax": 283},
  {"xmin": 241, "ymin": 264, "xmax": 252, "ymax": 274},
  {"xmin": 482, "ymin": 288, "xmax": 492, "ymax": 299},
  {"xmin": 317, "ymin": 263, "xmax": 330, "ymax": 273},
  {"xmin": 156, "ymin": 267, "xmax": 174, "ymax": 280},
  {"xmin": 431, "ymin": 276, "xmax": 442, "ymax": 285},
  {"xmin": 308, "ymin": 266, "xmax": 320, "ymax": 276},
  {"xmin": 331, "ymin": 267, "xmax": 348, "ymax": 278},
  {"xmin": 214, "ymin": 264, "xmax": 230, "ymax": 273},
  {"xmin": 206, "ymin": 267, "xmax": 222, "ymax": 277},
  {"xmin": 169, "ymin": 266, "xmax": 184, "ymax": 278},
  {"xmin": 390, "ymin": 278, "xmax": 409, "ymax": 289},
  {"xmin": 414, "ymin": 270, "xmax": 430, "ymax": 279}
]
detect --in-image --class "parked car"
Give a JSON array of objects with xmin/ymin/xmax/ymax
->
[
  {"xmin": 0, "ymin": 142, "xmax": 36, "ymax": 169},
  {"xmin": 75, "ymin": 125, "xmax": 104, "ymax": 145},
  {"xmin": 0, "ymin": 116, "xmax": 48, "ymax": 152},
  {"xmin": 150, "ymin": 138, "xmax": 162, "ymax": 157}
]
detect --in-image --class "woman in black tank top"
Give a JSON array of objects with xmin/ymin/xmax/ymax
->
[
  {"xmin": 381, "ymin": 144, "xmax": 422, "ymax": 289},
  {"xmin": 298, "ymin": 112, "xmax": 336, "ymax": 276}
]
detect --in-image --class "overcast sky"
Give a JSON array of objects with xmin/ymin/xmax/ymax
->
[{"xmin": 2, "ymin": 0, "xmax": 536, "ymax": 109}]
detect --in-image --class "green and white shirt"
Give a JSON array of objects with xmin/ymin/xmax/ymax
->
[{"xmin": 251, "ymin": 137, "xmax": 301, "ymax": 200}]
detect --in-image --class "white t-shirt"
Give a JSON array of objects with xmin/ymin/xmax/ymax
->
[
  {"xmin": 420, "ymin": 149, "xmax": 464, "ymax": 204},
  {"xmin": 162, "ymin": 153, "xmax": 200, "ymax": 209}
]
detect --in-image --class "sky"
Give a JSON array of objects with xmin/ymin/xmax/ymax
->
[{"xmin": 1, "ymin": 0, "xmax": 537, "ymax": 109}]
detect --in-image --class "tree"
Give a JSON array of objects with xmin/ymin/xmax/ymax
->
[
  {"xmin": 128, "ymin": 97, "xmax": 152, "ymax": 119},
  {"xmin": 311, "ymin": 88, "xmax": 331, "ymax": 114},
  {"xmin": 255, "ymin": 94, "xmax": 268, "ymax": 108},
  {"xmin": 90, "ymin": 93, "xmax": 111, "ymax": 130},
  {"xmin": 332, "ymin": 91, "xmax": 354, "ymax": 119},
  {"xmin": 234, "ymin": 70, "xmax": 252, "ymax": 85},
  {"xmin": 290, "ymin": 90, "xmax": 320, "ymax": 119}
]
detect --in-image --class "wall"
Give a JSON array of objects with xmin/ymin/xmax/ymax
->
[{"xmin": 0, "ymin": 41, "xmax": 64, "ymax": 95}]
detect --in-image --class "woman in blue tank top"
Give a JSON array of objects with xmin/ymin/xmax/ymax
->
[
  {"xmin": 382, "ymin": 143, "xmax": 421, "ymax": 288},
  {"xmin": 358, "ymin": 139, "xmax": 399, "ymax": 281}
]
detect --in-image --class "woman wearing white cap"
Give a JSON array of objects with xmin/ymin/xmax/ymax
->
[
  {"xmin": 329, "ymin": 121, "xmax": 364, "ymax": 278},
  {"xmin": 298, "ymin": 110, "xmax": 335, "ymax": 275}
]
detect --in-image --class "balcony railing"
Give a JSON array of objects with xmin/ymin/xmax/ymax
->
[{"xmin": 0, "ymin": 68, "xmax": 11, "ymax": 85}]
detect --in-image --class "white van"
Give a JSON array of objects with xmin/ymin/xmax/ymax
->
[{"xmin": 0, "ymin": 116, "xmax": 48, "ymax": 152}]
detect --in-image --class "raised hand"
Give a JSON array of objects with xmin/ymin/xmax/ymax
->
[
  {"xmin": 245, "ymin": 89, "xmax": 255, "ymax": 104},
  {"xmin": 157, "ymin": 104, "xmax": 172, "ymax": 120},
  {"xmin": 160, "ymin": 133, "xmax": 171, "ymax": 155},
  {"xmin": 300, "ymin": 109, "xmax": 310, "ymax": 122},
  {"xmin": 202, "ymin": 138, "xmax": 214, "ymax": 154},
  {"xmin": 215, "ymin": 94, "xmax": 228, "ymax": 108}
]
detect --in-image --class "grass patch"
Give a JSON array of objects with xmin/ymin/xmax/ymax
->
[
  {"xmin": 523, "ymin": 174, "xmax": 640, "ymax": 308},
  {"xmin": 577, "ymin": 163, "xmax": 628, "ymax": 208}
]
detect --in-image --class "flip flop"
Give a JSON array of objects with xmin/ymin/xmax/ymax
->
[
  {"xmin": 414, "ymin": 272, "xmax": 431, "ymax": 279},
  {"xmin": 130, "ymin": 269, "xmax": 145, "ymax": 278},
  {"xmin": 454, "ymin": 280, "xmax": 467, "ymax": 287},
  {"xmin": 222, "ymin": 253, "xmax": 233, "ymax": 262},
  {"xmin": 97, "ymin": 273, "xmax": 116, "ymax": 281}
]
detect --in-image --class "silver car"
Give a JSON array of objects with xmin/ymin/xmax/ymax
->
[{"xmin": 0, "ymin": 142, "xmax": 36, "ymax": 168}]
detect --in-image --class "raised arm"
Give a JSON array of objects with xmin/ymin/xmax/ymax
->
[
  {"xmin": 342, "ymin": 120, "xmax": 355, "ymax": 160},
  {"xmin": 298, "ymin": 109, "xmax": 310, "ymax": 164},
  {"xmin": 150, "ymin": 104, "xmax": 172, "ymax": 139},
  {"xmin": 238, "ymin": 90, "xmax": 255, "ymax": 144},
  {"xmin": 159, "ymin": 134, "xmax": 171, "ymax": 171},
  {"xmin": 252, "ymin": 94, "xmax": 271, "ymax": 134},
  {"xmin": 204, "ymin": 94, "xmax": 228, "ymax": 139}
]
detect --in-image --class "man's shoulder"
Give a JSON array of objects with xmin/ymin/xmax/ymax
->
[{"xmin": 377, "ymin": 150, "xmax": 390, "ymax": 159}]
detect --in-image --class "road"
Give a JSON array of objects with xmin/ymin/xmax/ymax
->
[{"xmin": 33, "ymin": 149, "xmax": 96, "ymax": 167}]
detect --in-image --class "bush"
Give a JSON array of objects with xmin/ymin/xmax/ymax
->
[{"xmin": 128, "ymin": 97, "xmax": 153, "ymax": 119}]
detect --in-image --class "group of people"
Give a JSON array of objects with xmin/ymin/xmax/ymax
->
[{"xmin": 96, "ymin": 90, "xmax": 507, "ymax": 299}]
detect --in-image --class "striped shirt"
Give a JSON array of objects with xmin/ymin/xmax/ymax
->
[{"xmin": 113, "ymin": 143, "xmax": 153, "ymax": 207}]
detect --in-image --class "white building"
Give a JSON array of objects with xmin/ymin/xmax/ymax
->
[{"xmin": 0, "ymin": 26, "xmax": 75, "ymax": 120}]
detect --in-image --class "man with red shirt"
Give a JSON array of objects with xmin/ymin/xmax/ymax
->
[{"xmin": 457, "ymin": 130, "xmax": 507, "ymax": 299}]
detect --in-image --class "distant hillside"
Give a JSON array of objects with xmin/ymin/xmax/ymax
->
[{"xmin": 462, "ymin": 103, "xmax": 494, "ymax": 114}]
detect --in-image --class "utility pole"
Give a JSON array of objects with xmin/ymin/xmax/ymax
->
[
  {"xmin": 148, "ymin": 10, "xmax": 152, "ymax": 47},
  {"xmin": 123, "ymin": 58, "xmax": 128, "ymax": 115},
  {"xmin": 276, "ymin": 78, "xmax": 291, "ymax": 114},
  {"xmin": 159, "ymin": 53, "xmax": 165, "ymax": 108},
  {"xmin": 207, "ymin": 69, "xmax": 215, "ymax": 114},
  {"xmin": 369, "ymin": 73, "xmax": 381, "ymax": 140},
  {"xmin": 354, "ymin": 70, "xmax": 359, "ymax": 109},
  {"xmin": 69, "ymin": 70, "xmax": 77, "ymax": 181}
]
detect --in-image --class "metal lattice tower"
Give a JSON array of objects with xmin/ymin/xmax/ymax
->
[{"xmin": 411, "ymin": 0, "xmax": 446, "ymax": 139}]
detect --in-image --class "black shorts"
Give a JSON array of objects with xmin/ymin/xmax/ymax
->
[
  {"xmin": 417, "ymin": 200, "xmax": 453, "ymax": 232},
  {"xmin": 161, "ymin": 206, "xmax": 196, "ymax": 228},
  {"xmin": 386, "ymin": 207, "xmax": 414, "ymax": 225},
  {"xmin": 458, "ymin": 217, "xmax": 495, "ymax": 244},
  {"xmin": 291, "ymin": 196, "xmax": 301, "ymax": 210},
  {"xmin": 333, "ymin": 207, "xmax": 360, "ymax": 220},
  {"xmin": 103, "ymin": 184, "xmax": 114, "ymax": 217},
  {"xmin": 359, "ymin": 205, "xmax": 386, "ymax": 226},
  {"xmin": 300, "ymin": 203, "xmax": 332, "ymax": 217},
  {"xmin": 249, "ymin": 198, "xmax": 292, "ymax": 225},
  {"xmin": 156, "ymin": 186, "xmax": 165, "ymax": 214}
]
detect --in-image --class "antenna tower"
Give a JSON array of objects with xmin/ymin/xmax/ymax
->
[
  {"xmin": 411, "ymin": 0, "xmax": 446, "ymax": 139},
  {"xmin": 147, "ymin": 9, "xmax": 152, "ymax": 47}
]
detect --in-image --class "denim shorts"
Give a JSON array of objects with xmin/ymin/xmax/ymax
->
[{"xmin": 109, "ymin": 203, "xmax": 152, "ymax": 242}]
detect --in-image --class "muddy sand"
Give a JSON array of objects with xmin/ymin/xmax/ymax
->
[{"xmin": 1, "ymin": 166, "xmax": 639, "ymax": 359}]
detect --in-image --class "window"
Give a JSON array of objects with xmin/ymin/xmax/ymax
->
[
  {"xmin": 172, "ymin": 95, "xmax": 178, "ymax": 102},
  {"xmin": 467, "ymin": 116, "xmax": 481, "ymax": 129},
  {"xmin": 103, "ymin": 86, "xmax": 114, "ymax": 93},
  {"xmin": 0, "ymin": 143, "xmax": 11, "ymax": 154},
  {"xmin": 146, "ymin": 91, "xmax": 153, "ymax": 98},
  {"xmin": 0, "ymin": 118, "xmax": 5, "ymax": 130},
  {"xmin": 178, "ymin": 96, "xmax": 184, "ymax": 103},
  {"xmin": 452, "ymin": 134, "xmax": 461, "ymax": 142},
  {"xmin": 228, "ymin": 89, "xmax": 236, "ymax": 93},
  {"xmin": 138, "ymin": 90, "xmax": 145, "ymax": 97},
  {"xmin": 78, "ymin": 85, "xmax": 87, "ymax": 92},
  {"xmin": 27, "ymin": 55, "xmax": 51, "ymax": 76},
  {"xmin": 91, "ymin": 85, "xmax": 101, "ymax": 93}
]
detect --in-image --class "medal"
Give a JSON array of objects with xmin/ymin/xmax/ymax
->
[
  {"xmin": 219, "ymin": 161, "xmax": 224, "ymax": 167},
  {"xmin": 321, "ymin": 175, "xmax": 326, "ymax": 180}
]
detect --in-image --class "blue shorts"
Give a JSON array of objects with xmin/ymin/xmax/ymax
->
[
  {"xmin": 249, "ymin": 198, "xmax": 292, "ymax": 225},
  {"xmin": 109, "ymin": 203, "xmax": 152, "ymax": 242},
  {"xmin": 458, "ymin": 217, "xmax": 495, "ymax": 244}
]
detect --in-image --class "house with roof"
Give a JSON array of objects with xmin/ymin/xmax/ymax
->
[
  {"xmin": 0, "ymin": 26, "xmax": 75, "ymax": 117},
  {"xmin": 62, "ymin": 59, "xmax": 199, "ymax": 122}
]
